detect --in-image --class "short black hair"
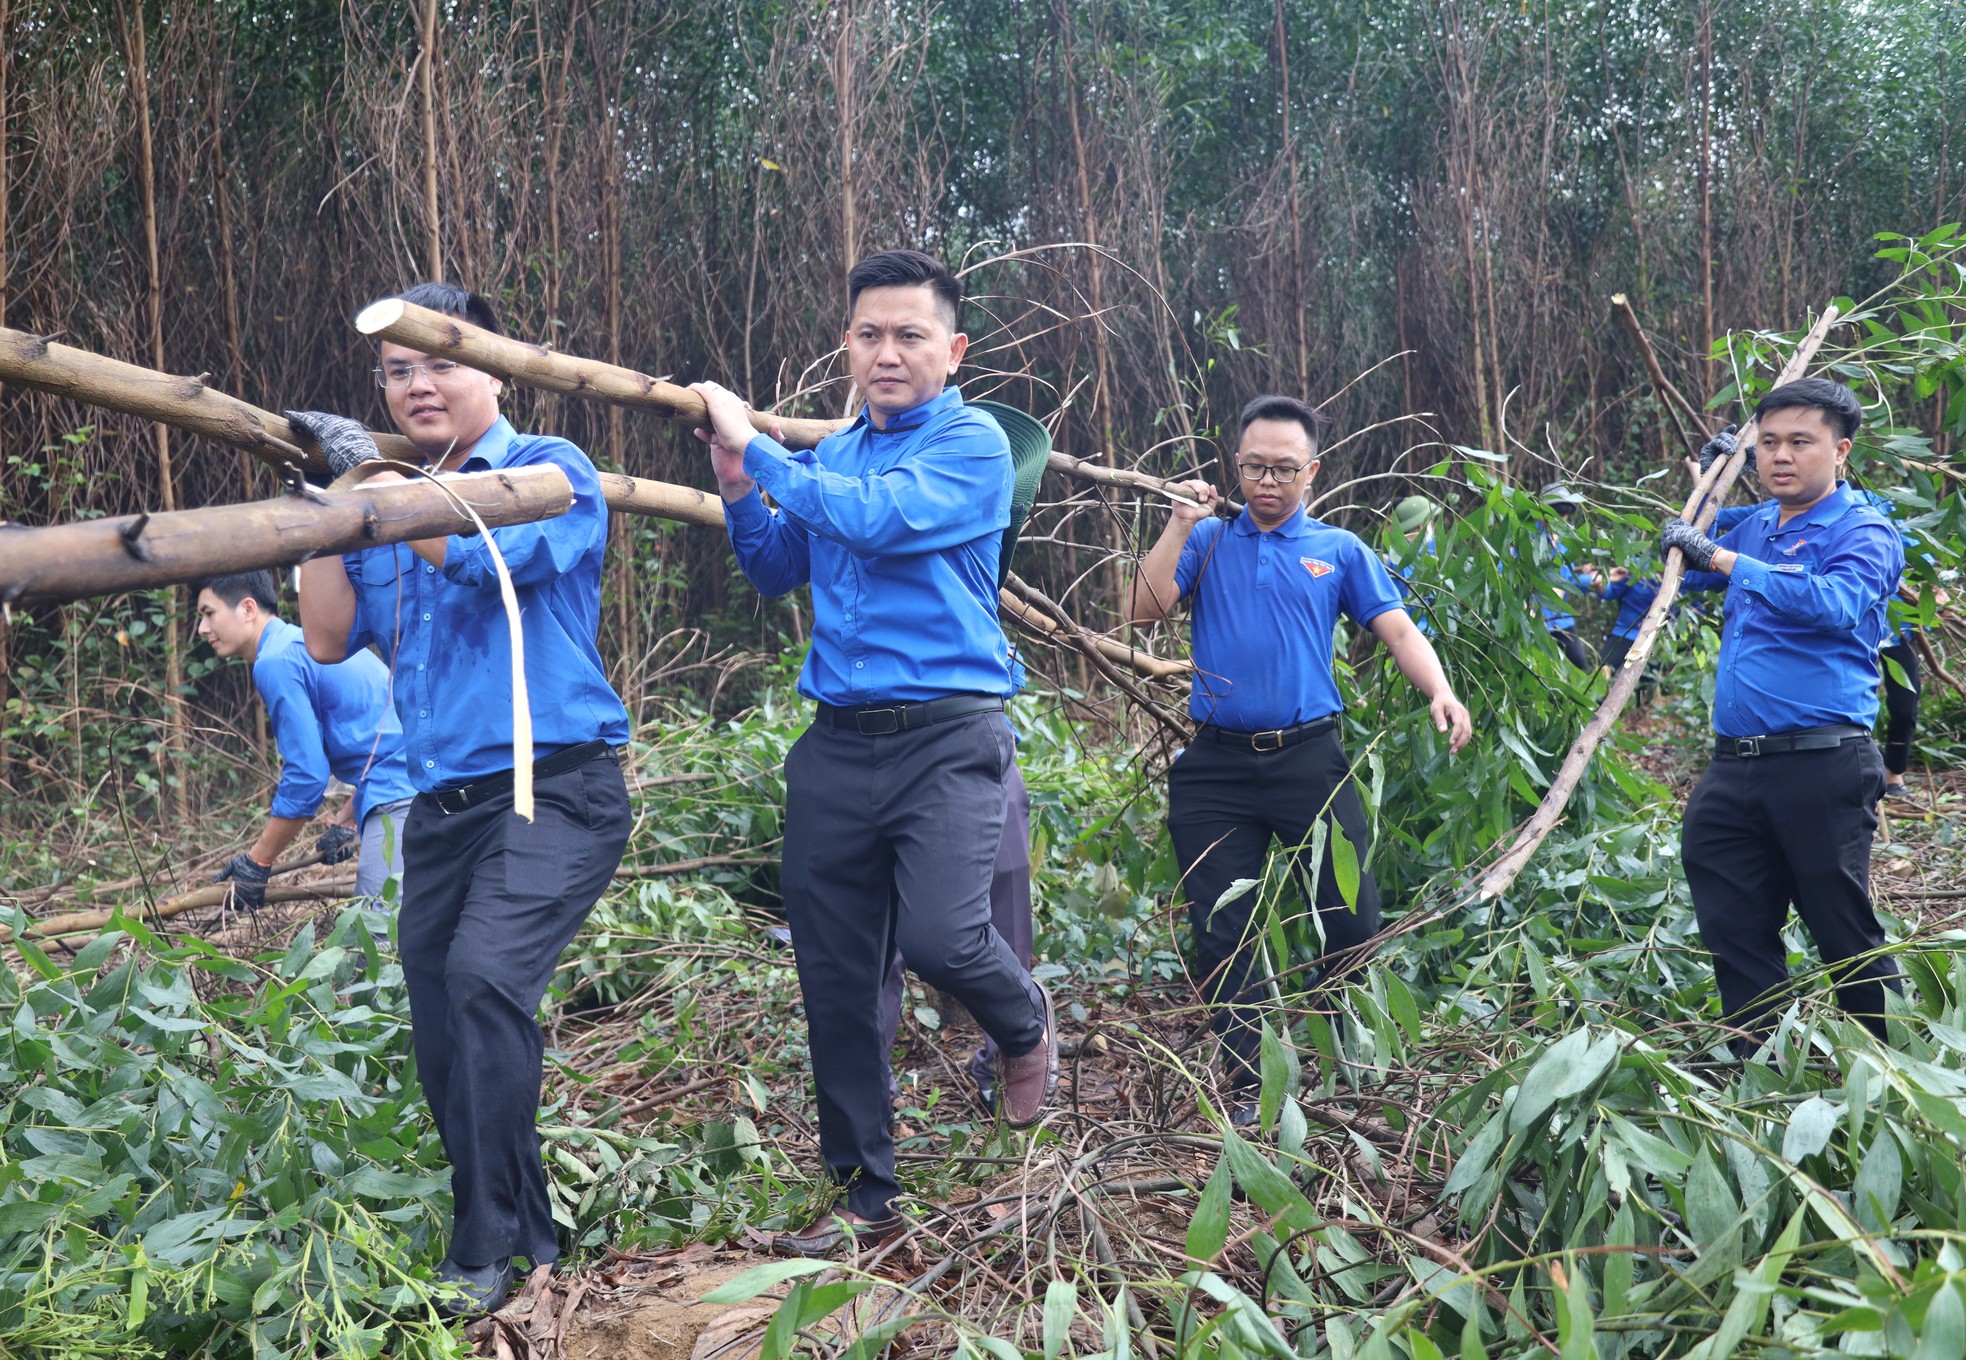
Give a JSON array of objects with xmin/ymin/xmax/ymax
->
[
  {"xmin": 1238, "ymin": 394, "xmax": 1330, "ymax": 454},
  {"xmin": 846, "ymin": 250, "xmax": 961, "ymax": 330},
  {"xmin": 196, "ymin": 570, "xmax": 279, "ymax": 612},
  {"xmin": 390, "ymin": 281, "xmax": 502, "ymax": 336},
  {"xmin": 1754, "ymin": 377, "xmax": 1862, "ymax": 442}
]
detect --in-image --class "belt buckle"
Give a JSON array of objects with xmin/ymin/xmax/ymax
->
[
  {"xmin": 432, "ymin": 787, "xmax": 465, "ymax": 815},
  {"xmin": 1252, "ymin": 728, "xmax": 1286, "ymax": 753},
  {"xmin": 856, "ymin": 707, "xmax": 903, "ymax": 735},
  {"xmin": 1735, "ymin": 736, "xmax": 1763, "ymax": 758}
]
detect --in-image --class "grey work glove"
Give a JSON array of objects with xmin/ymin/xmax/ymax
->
[
  {"xmin": 1660, "ymin": 518, "xmax": 1722, "ymax": 573},
  {"xmin": 1697, "ymin": 422, "xmax": 1754, "ymax": 475},
  {"xmin": 214, "ymin": 852, "xmax": 272, "ymax": 913},
  {"xmin": 315, "ymin": 823, "xmax": 359, "ymax": 865},
  {"xmin": 286, "ymin": 409, "xmax": 383, "ymax": 478}
]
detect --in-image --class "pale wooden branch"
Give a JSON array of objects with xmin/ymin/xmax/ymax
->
[
  {"xmin": 1476, "ymin": 304, "xmax": 1840, "ymax": 901},
  {"xmin": 1610, "ymin": 293, "xmax": 1706, "ymax": 455}
]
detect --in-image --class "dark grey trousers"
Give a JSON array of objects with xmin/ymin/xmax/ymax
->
[
  {"xmin": 399, "ymin": 750, "xmax": 631, "ymax": 1268},
  {"xmin": 880, "ymin": 759, "xmax": 1034, "ymax": 1091},
  {"xmin": 783, "ymin": 712, "xmax": 1045, "ymax": 1218}
]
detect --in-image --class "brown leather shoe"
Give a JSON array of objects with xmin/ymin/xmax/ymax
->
[
  {"xmin": 770, "ymin": 1212, "xmax": 905, "ymax": 1259},
  {"xmin": 997, "ymin": 983, "xmax": 1057, "ymax": 1128}
]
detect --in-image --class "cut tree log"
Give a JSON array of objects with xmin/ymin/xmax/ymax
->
[
  {"xmin": 0, "ymin": 464, "xmax": 572, "ymax": 606},
  {"xmin": 6, "ymin": 877, "xmax": 358, "ymax": 945},
  {"xmin": 354, "ymin": 297, "xmax": 848, "ymax": 449},
  {"xmin": 1610, "ymin": 293, "xmax": 1706, "ymax": 458},
  {"xmin": 0, "ymin": 326, "xmax": 422, "ymax": 472},
  {"xmin": 1476, "ymin": 304, "xmax": 1840, "ymax": 901}
]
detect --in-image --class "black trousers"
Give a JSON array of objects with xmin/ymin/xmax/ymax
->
[
  {"xmin": 1682, "ymin": 738, "xmax": 1899, "ymax": 1046},
  {"xmin": 782, "ymin": 712, "xmax": 1045, "ymax": 1218},
  {"xmin": 1167, "ymin": 730, "xmax": 1382, "ymax": 1086},
  {"xmin": 879, "ymin": 759, "xmax": 1033, "ymax": 1091},
  {"xmin": 1881, "ymin": 639, "xmax": 1921, "ymax": 776},
  {"xmin": 1551, "ymin": 628, "xmax": 1595, "ymax": 671},
  {"xmin": 399, "ymin": 749, "xmax": 631, "ymax": 1268}
]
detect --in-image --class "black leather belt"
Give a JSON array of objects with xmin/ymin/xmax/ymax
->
[
  {"xmin": 1713, "ymin": 724, "xmax": 1868, "ymax": 759},
  {"xmin": 1196, "ymin": 715, "xmax": 1337, "ymax": 753},
  {"xmin": 424, "ymin": 739, "xmax": 614, "ymax": 814},
  {"xmin": 815, "ymin": 694, "xmax": 1003, "ymax": 735}
]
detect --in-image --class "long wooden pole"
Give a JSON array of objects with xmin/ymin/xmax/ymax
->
[
  {"xmin": 1476, "ymin": 304, "xmax": 1839, "ymax": 900},
  {"xmin": 0, "ymin": 465, "xmax": 572, "ymax": 606},
  {"xmin": 354, "ymin": 297, "xmax": 848, "ymax": 449}
]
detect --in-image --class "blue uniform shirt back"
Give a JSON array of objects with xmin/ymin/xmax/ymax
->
[
  {"xmin": 1686, "ymin": 482, "xmax": 1903, "ymax": 737},
  {"xmin": 724, "ymin": 385, "xmax": 1015, "ymax": 705},
  {"xmin": 1174, "ymin": 505, "xmax": 1407, "ymax": 731},
  {"xmin": 339, "ymin": 417, "xmax": 631, "ymax": 791},
  {"xmin": 1601, "ymin": 577, "xmax": 1662, "ymax": 640},
  {"xmin": 252, "ymin": 616, "xmax": 417, "ymax": 824}
]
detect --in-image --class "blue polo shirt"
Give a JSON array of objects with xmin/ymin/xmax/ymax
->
[
  {"xmin": 252, "ymin": 617, "xmax": 417, "ymax": 825},
  {"xmin": 1536, "ymin": 529, "xmax": 1587, "ymax": 631},
  {"xmin": 339, "ymin": 417, "xmax": 630, "ymax": 791},
  {"xmin": 1174, "ymin": 505, "xmax": 1407, "ymax": 730},
  {"xmin": 1601, "ymin": 577, "xmax": 1661, "ymax": 641},
  {"xmin": 1684, "ymin": 482, "xmax": 1903, "ymax": 737},
  {"xmin": 726, "ymin": 385, "xmax": 1015, "ymax": 705}
]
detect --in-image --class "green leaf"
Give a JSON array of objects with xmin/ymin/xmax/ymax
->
[
  {"xmin": 700, "ymin": 1259, "xmax": 831, "ymax": 1304},
  {"xmin": 1783, "ymin": 1097, "xmax": 1841, "ymax": 1162},
  {"xmin": 1330, "ymin": 825, "xmax": 1361, "ymax": 909},
  {"xmin": 1915, "ymin": 1283, "xmax": 1966, "ymax": 1360},
  {"xmin": 1186, "ymin": 1154, "xmax": 1232, "ymax": 1265},
  {"xmin": 1683, "ymin": 1147, "xmax": 1737, "ymax": 1250},
  {"xmin": 1508, "ymin": 1029, "xmax": 1591, "ymax": 1134},
  {"xmin": 1043, "ymin": 1278, "xmax": 1077, "ymax": 1360}
]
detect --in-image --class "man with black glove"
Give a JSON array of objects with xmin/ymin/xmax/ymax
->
[
  {"xmin": 1665, "ymin": 378, "xmax": 1905, "ymax": 1054},
  {"xmin": 196, "ymin": 570, "xmax": 417, "ymax": 907},
  {"xmin": 297, "ymin": 283, "xmax": 632, "ymax": 1318}
]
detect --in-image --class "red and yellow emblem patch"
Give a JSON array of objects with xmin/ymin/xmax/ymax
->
[{"xmin": 1300, "ymin": 557, "xmax": 1334, "ymax": 578}]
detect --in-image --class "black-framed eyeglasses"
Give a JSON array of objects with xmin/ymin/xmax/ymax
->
[
  {"xmin": 1235, "ymin": 460, "xmax": 1310, "ymax": 484},
  {"xmin": 374, "ymin": 359, "xmax": 463, "ymax": 389}
]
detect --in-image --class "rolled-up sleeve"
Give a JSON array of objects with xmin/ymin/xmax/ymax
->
[
  {"xmin": 442, "ymin": 444, "xmax": 600, "ymax": 590},
  {"xmin": 742, "ymin": 416, "xmax": 1007, "ymax": 556},
  {"xmin": 725, "ymin": 487, "xmax": 813, "ymax": 598},
  {"xmin": 256, "ymin": 655, "xmax": 330, "ymax": 819}
]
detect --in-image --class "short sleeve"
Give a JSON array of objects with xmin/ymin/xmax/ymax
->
[
  {"xmin": 1338, "ymin": 533, "xmax": 1407, "ymax": 627},
  {"xmin": 1172, "ymin": 520, "xmax": 1222, "ymax": 600}
]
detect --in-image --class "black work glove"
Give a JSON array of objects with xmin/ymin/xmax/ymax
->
[
  {"xmin": 315, "ymin": 823, "xmax": 359, "ymax": 865},
  {"xmin": 1697, "ymin": 422, "xmax": 1754, "ymax": 475},
  {"xmin": 214, "ymin": 852, "xmax": 272, "ymax": 912},
  {"xmin": 285, "ymin": 409, "xmax": 382, "ymax": 478},
  {"xmin": 1660, "ymin": 518, "xmax": 1722, "ymax": 573}
]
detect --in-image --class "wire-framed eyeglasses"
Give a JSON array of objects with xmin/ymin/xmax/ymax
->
[{"xmin": 373, "ymin": 359, "xmax": 464, "ymax": 389}]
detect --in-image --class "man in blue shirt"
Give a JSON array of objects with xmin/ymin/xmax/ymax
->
[
  {"xmin": 1661, "ymin": 378, "xmax": 1904, "ymax": 1051},
  {"xmin": 194, "ymin": 570, "xmax": 416, "ymax": 903},
  {"xmin": 294, "ymin": 283, "xmax": 633, "ymax": 1314},
  {"xmin": 690, "ymin": 250, "xmax": 1055, "ymax": 1257},
  {"xmin": 1131, "ymin": 395, "xmax": 1472, "ymax": 1123}
]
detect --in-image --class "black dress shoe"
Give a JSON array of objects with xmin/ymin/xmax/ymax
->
[
  {"xmin": 434, "ymin": 1257, "xmax": 516, "ymax": 1318},
  {"xmin": 770, "ymin": 1212, "xmax": 905, "ymax": 1258}
]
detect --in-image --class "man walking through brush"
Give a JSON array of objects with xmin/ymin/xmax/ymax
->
[
  {"xmin": 1663, "ymin": 378, "xmax": 1904, "ymax": 1051},
  {"xmin": 1131, "ymin": 395, "xmax": 1471, "ymax": 1125},
  {"xmin": 295, "ymin": 283, "xmax": 632, "ymax": 1315},
  {"xmin": 691, "ymin": 249, "xmax": 1057, "ymax": 1257}
]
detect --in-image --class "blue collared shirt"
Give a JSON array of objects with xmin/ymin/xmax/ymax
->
[
  {"xmin": 1537, "ymin": 529, "xmax": 1587, "ymax": 630},
  {"xmin": 725, "ymin": 385, "xmax": 1015, "ymax": 705},
  {"xmin": 340, "ymin": 417, "xmax": 630, "ymax": 790},
  {"xmin": 1601, "ymin": 577, "xmax": 1661, "ymax": 640},
  {"xmin": 1685, "ymin": 482, "xmax": 1903, "ymax": 737},
  {"xmin": 252, "ymin": 616, "xmax": 417, "ymax": 824},
  {"xmin": 1175, "ymin": 505, "xmax": 1407, "ymax": 730}
]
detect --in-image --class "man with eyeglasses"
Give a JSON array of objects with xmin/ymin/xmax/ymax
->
[
  {"xmin": 292, "ymin": 282, "xmax": 632, "ymax": 1316},
  {"xmin": 1131, "ymin": 394, "xmax": 1471, "ymax": 1123}
]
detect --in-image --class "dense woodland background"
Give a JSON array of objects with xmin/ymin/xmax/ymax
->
[{"xmin": 1, "ymin": 0, "xmax": 1964, "ymax": 804}]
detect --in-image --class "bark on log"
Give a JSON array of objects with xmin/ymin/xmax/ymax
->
[
  {"xmin": 7, "ymin": 877, "xmax": 358, "ymax": 945},
  {"xmin": 1476, "ymin": 304, "xmax": 1840, "ymax": 901},
  {"xmin": 0, "ymin": 326, "xmax": 421, "ymax": 472},
  {"xmin": 0, "ymin": 464, "xmax": 572, "ymax": 606},
  {"xmin": 1610, "ymin": 293, "xmax": 1706, "ymax": 458},
  {"xmin": 355, "ymin": 297, "xmax": 848, "ymax": 450}
]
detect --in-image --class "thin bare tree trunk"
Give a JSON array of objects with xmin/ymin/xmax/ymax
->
[
  {"xmin": 419, "ymin": 0, "xmax": 442, "ymax": 277},
  {"xmin": 0, "ymin": 0, "xmax": 10, "ymax": 814},
  {"xmin": 126, "ymin": 3, "xmax": 189, "ymax": 820},
  {"xmin": 837, "ymin": 0, "xmax": 857, "ymax": 269},
  {"xmin": 1275, "ymin": 0, "xmax": 1309, "ymax": 394},
  {"xmin": 1696, "ymin": 0, "xmax": 1714, "ymax": 391}
]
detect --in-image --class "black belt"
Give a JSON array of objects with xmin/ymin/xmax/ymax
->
[
  {"xmin": 815, "ymin": 694, "xmax": 1003, "ymax": 735},
  {"xmin": 423, "ymin": 739, "xmax": 614, "ymax": 814},
  {"xmin": 1713, "ymin": 724, "xmax": 1869, "ymax": 759},
  {"xmin": 1195, "ymin": 715, "xmax": 1337, "ymax": 753}
]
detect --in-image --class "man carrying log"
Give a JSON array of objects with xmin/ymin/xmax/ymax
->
[
  {"xmin": 194, "ymin": 569, "xmax": 416, "ymax": 904},
  {"xmin": 1660, "ymin": 378, "xmax": 1904, "ymax": 1051},
  {"xmin": 689, "ymin": 248, "xmax": 1057, "ymax": 1257},
  {"xmin": 1130, "ymin": 395, "xmax": 1472, "ymax": 1125},
  {"xmin": 294, "ymin": 283, "xmax": 632, "ymax": 1314}
]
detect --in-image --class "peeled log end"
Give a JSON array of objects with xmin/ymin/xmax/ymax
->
[{"xmin": 353, "ymin": 297, "xmax": 406, "ymax": 336}]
